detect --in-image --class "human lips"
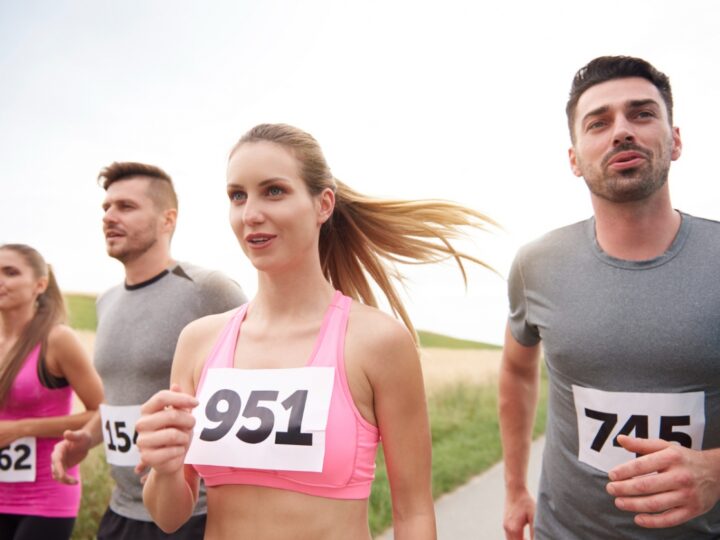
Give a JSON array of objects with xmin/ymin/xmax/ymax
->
[
  {"xmin": 104, "ymin": 228, "xmax": 125, "ymax": 241},
  {"xmin": 245, "ymin": 232, "xmax": 277, "ymax": 248},
  {"xmin": 606, "ymin": 150, "xmax": 647, "ymax": 171}
]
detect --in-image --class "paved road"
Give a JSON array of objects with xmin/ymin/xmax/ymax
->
[{"xmin": 375, "ymin": 436, "xmax": 545, "ymax": 539}]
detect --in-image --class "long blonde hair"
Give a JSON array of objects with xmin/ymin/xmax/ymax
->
[
  {"xmin": 233, "ymin": 124, "xmax": 496, "ymax": 340},
  {"xmin": 0, "ymin": 244, "xmax": 67, "ymax": 405}
]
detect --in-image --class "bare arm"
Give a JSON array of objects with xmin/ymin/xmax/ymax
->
[
  {"xmin": 359, "ymin": 313, "xmax": 436, "ymax": 539},
  {"xmin": 1, "ymin": 325, "xmax": 104, "ymax": 445},
  {"xmin": 498, "ymin": 323, "xmax": 541, "ymax": 540},
  {"xmin": 137, "ymin": 321, "xmax": 207, "ymax": 533}
]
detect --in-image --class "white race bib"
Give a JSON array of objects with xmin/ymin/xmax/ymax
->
[
  {"xmin": 99, "ymin": 404, "xmax": 142, "ymax": 466},
  {"xmin": 573, "ymin": 385, "xmax": 705, "ymax": 472},
  {"xmin": 0, "ymin": 437, "xmax": 36, "ymax": 482},
  {"xmin": 186, "ymin": 367, "xmax": 334, "ymax": 472}
]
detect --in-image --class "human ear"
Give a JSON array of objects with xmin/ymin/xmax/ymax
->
[
  {"xmin": 316, "ymin": 188, "xmax": 335, "ymax": 225},
  {"xmin": 568, "ymin": 147, "xmax": 583, "ymax": 177}
]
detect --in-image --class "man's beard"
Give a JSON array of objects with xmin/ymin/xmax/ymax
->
[{"xmin": 582, "ymin": 142, "xmax": 671, "ymax": 203}]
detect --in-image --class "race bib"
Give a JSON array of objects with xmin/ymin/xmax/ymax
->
[
  {"xmin": 573, "ymin": 385, "xmax": 705, "ymax": 472},
  {"xmin": 0, "ymin": 437, "xmax": 36, "ymax": 482},
  {"xmin": 99, "ymin": 404, "xmax": 141, "ymax": 466},
  {"xmin": 186, "ymin": 367, "xmax": 334, "ymax": 472}
]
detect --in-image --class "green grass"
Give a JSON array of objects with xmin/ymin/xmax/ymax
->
[
  {"xmin": 417, "ymin": 330, "xmax": 501, "ymax": 350},
  {"xmin": 64, "ymin": 293, "xmax": 97, "ymax": 331},
  {"xmin": 369, "ymin": 366, "xmax": 548, "ymax": 535},
  {"xmin": 72, "ymin": 446, "xmax": 112, "ymax": 540}
]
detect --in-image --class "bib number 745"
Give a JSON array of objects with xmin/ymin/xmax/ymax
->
[{"xmin": 572, "ymin": 385, "xmax": 704, "ymax": 473}]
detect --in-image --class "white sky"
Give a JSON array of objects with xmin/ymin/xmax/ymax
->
[{"xmin": 2, "ymin": 1, "xmax": 719, "ymax": 344}]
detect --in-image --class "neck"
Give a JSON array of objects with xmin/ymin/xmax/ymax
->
[
  {"xmin": 252, "ymin": 259, "xmax": 336, "ymax": 323},
  {"xmin": 123, "ymin": 247, "xmax": 174, "ymax": 286},
  {"xmin": 591, "ymin": 189, "xmax": 680, "ymax": 260},
  {"xmin": 0, "ymin": 303, "xmax": 35, "ymax": 342}
]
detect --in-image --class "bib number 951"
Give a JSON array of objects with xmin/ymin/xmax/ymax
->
[
  {"xmin": 186, "ymin": 367, "xmax": 334, "ymax": 472},
  {"xmin": 200, "ymin": 389, "xmax": 312, "ymax": 445}
]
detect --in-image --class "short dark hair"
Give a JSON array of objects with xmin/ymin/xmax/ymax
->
[
  {"xmin": 97, "ymin": 161, "xmax": 178, "ymax": 211},
  {"xmin": 566, "ymin": 56, "xmax": 674, "ymax": 141}
]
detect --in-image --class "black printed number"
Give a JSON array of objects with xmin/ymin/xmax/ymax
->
[
  {"xmin": 0, "ymin": 443, "xmax": 32, "ymax": 471},
  {"xmin": 585, "ymin": 409, "xmax": 693, "ymax": 454},
  {"xmin": 104, "ymin": 420, "xmax": 136, "ymax": 453},
  {"xmin": 200, "ymin": 389, "xmax": 313, "ymax": 446}
]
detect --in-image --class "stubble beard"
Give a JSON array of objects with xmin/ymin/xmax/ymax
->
[
  {"xmin": 107, "ymin": 234, "xmax": 158, "ymax": 264},
  {"xmin": 582, "ymin": 142, "xmax": 672, "ymax": 204}
]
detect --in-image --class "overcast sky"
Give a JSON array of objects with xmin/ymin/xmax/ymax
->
[{"xmin": 2, "ymin": 1, "xmax": 718, "ymax": 344}]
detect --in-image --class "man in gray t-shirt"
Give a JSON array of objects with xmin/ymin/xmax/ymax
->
[
  {"xmin": 500, "ymin": 56, "xmax": 720, "ymax": 539},
  {"xmin": 51, "ymin": 162, "xmax": 246, "ymax": 540}
]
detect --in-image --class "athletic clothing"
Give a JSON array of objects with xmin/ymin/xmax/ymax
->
[
  {"xmin": 96, "ymin": 508, "xmax": 206, "ymax": 540},
  {"xmin": 0, "ymin": 344, "xmax": 80, "ymax": 518},
  {"xmin": 95, "ymin": 262, "xmax": 246, "ymax": 522},
  {"xmin": 0, "ymin": 514, "xmax": 74, "ymax": 540},
  {"xmin": 508, "ymin": 213, "xmax": 720, "ymax": 538},
  {"xmin": 193, "ymin": 291, "xmax": 379, "ymax": 499}
]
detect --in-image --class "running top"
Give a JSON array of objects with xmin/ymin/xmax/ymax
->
[
  {"xmin": 0, "ymin": 344, "xmax": 81, "ymax": 517},
  {"xmin": 192, "ymin": 291, "xmax": 379, "ymax": 499}
]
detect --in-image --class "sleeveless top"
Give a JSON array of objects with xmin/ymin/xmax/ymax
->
[
  {"xmin": 192, "ymin": 291, "xmax": 379, "ymax": 499},
  {"xmin": 0, "ymin": 344, "xmax": 81, "ymax": 517}
]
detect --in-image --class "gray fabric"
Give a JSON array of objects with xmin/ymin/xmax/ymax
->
[
  {"xmin": 508, "ymin": 212, "xmax": 720, "ymax": 539},
  {"xmin": 95, "ymin": 262, "xmax": 247, "ymax": 522}
]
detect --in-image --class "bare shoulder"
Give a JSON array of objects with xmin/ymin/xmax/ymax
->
[
  {"xmin": 346, "ymin": 302, "xmax": 419, "ymax": 375},
  {"xmin": 46, "ymin": 324, "xmax": 85, "ymax": 355}
]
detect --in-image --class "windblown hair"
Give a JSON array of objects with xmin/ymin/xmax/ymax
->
[
  {"xmin": 0, "ymin": 244, "xmax": 67, "ymax": 406},
  {"xmin": 233, "ymin": 123, "xmax": 497, "ymax": 340},
  {"xmin": 97, "ymin": 161, "xmax": 178, "ymax": 211},
  {"xmin": 566, "ymin": 55, "xmax": 674, "ymax": 141}
]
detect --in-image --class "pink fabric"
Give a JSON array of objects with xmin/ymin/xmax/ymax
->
[
  {"xmin": 0, "ymin": 344, "xmax": 80, "ymax": 517},
  {"xmin": 194, "ymin": 291, "xmax": 379, "ymax": 499}
]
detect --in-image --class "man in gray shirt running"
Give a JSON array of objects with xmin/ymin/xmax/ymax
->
[
  {"xmin": 500, "ymin": 56, "xmax": 720, "ymax": 539},
  {"xmin": 51, "ymin": 162, "xmax": 247, "ymax": 539}
]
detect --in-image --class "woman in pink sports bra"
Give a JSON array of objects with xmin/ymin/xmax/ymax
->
[
  {"xmin": 0, "ymin": 244, "xmax": 104, "ymax": 540},
  {"xmin": 136, "ymin": 124, "xmax": 494, "ymax": 540}
]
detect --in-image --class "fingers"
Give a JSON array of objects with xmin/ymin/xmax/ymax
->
[
  {"xmin": 140, "ymin": 389, "xmax": 198, "ymax": 416},
  {"xmin": 634, "ymin": 507, "xmax": 693, "ymax": 529},
  {"xmin": 609, "ymin": 437, "xmax": 675, "ymax": 481},
  {"xmin": 613, "ymin": 487, "xmax": 686, "ymax": 515},
  {"xmin": 50, "ymin": 441, "xmax": 79, "ymax": 485}
]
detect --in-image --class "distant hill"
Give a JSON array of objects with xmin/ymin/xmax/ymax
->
[
  {"xmin": 64, "ymin": 293, "xmax": 500, "ymax": 351},
  {"xmin": 417, "ymin": 330, "xmax": 501, "ymax": 350}
]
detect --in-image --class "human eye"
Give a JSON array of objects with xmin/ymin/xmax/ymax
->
[
  {"xmin": 586, "ymin": 119, "xmax": 606, "ymax": 131},
  {"xmin": 266, "ymin": 185, "xmax": 286, "ymax": 198},
  {"xmin": 228, "ymin": 190, "xmax": 247, "ymax": 203},
  {"xmin": 636, "ymin": 110, "xmax": 656, "ymax": 120}
]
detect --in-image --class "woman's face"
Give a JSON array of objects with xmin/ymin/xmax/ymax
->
[
  {"xmin": 0, "ymin": 249, "xmax": 46, "ymax": 312},
  {"xmin": 226, "ymin": 141, "xmax": 333, "ymax": 273}
]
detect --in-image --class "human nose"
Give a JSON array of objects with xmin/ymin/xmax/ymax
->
[
  {"xmin": 242, "ymin": 196, "xmax": 265, "ymax": 225},
  {"xmin": 612, "ymin": 115, "xmax": 636, "ymax": 146}
]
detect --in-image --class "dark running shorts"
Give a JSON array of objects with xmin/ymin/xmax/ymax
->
[
  {"xmin": 0, "ymin": 513, "xmax": 75, "ymax": 540},
  {"xmin": 96, "ymin": 508, "xmax": 206, "ymax": 540}
]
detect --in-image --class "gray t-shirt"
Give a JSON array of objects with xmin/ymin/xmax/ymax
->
[
  {"xmin": 95, "ymin": 262, "xmax": 247, "ymax": 522},
  {"xmin": 508, "ymin": 213, "xmax": 720, "ymax": 539}
]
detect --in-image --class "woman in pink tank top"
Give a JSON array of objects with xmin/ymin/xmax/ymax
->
[
  {"xmin": 137, "ymin": 124, "xmax": 495, "ymax": 540},
  {"xmin": 0, "ymin": 244, "xmax": 104, "ymax": 540}
]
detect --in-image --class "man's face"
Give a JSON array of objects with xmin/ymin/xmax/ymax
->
[
  {"xmin": 569, "ymin": 77, "xmax": 682, "ymax": 203},
  {"xmin": 101, "ymin": 177, "xmax": 164, "ymax": 264}
]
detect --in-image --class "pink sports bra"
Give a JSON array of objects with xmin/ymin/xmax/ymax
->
[{"xmin": 192, "ymin": 291, "xmax": 379, "ymax": 499}]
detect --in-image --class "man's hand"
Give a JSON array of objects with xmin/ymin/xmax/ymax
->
[
  {"xmin": 51, "ymin": 429, "xmax": 92, "ymax": 484},
  {"xmin": 607, "ymin": 435, "xmax": 720, "ymax": 528},
  {"xmin": 503, "ymin": 487, "xmax": 535, "ymax": 540}
]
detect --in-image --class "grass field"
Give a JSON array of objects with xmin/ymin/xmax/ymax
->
[{"xmin": 62, "ymin": 293, "xmax": 547, "ymax": 538}]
